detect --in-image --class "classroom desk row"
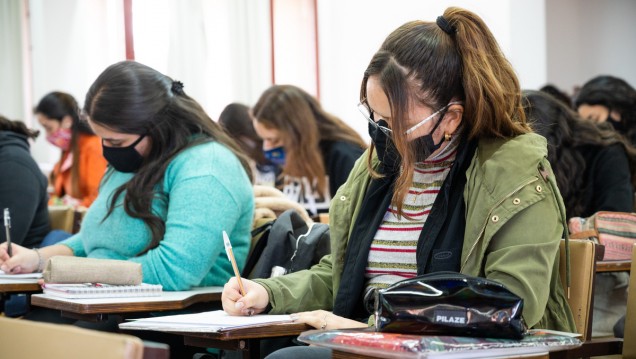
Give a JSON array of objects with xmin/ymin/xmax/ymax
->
[{"xmin": 0, "ymin": 258, "xmax": 631, "ymax": 359}]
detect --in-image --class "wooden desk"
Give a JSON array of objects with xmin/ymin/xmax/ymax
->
[
  {"xmin": 31, "ymin": 286, "xmax": 223, "ymax": 321},
  {"xmin": 170, "ymin": 322, "xmax": 310, "ymax": 359},
  {"xmin": 0, "ymin": 277, "xmax": 41, "ymax": 293},
  {"xmin": 596, "ymin": 259, "xmax": 631, "ymax": 273}
]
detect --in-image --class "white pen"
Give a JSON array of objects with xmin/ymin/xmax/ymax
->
[
  {"xmin": 3, "ymin": 208, "xmax": 12, "ymax": 257},
  {"xmin": 223, "ymin": 230, "xmax": 246, "ymax": 296}
]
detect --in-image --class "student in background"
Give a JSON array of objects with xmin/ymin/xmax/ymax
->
[
  {"xmin": 35, "ymin": 91, "xmax": 108, "ymax": 208},
  {"xmin": 251, "ymin": 84, "xmax": 367, "ymax": 217},
  {"xmin": 540, "ymin": 84, "xmax": 572, "ymax": 108},
  {"xmin": 218, "ymin": 102, "xmax": 280, "ymax": 187},
  {"xmin": 0, "ymin": 61, "xmax": 254, "ymax": 293},
  {"xmin": 0, "ymin": 116, "xmax": 49, "ymax": 249},
  {"xmin": 222, "ymin": 7, "xmax": 575, "ymax": 358},
  {"xmin": 524, "ymin": 89, "xmax": 634, "ymax": 338},
  {"xmin": 0, "ymin": 116, "xmax": 52, "ymax": 317},
  {"xmin": 525, "ymin": 90, "xmax": 636, "ymax": 218},
  {"xmin": 575, "ymin": 75, "xmax": 636, "ymax": 145}
]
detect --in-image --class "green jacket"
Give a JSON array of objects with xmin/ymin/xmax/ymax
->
[{"xmin": 255, "ymin": 133, "xmax": 576, "ymax": 332}]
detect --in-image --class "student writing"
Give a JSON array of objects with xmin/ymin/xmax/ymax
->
[{"xmin": 222, "ymin": 7, "xmax": 576, "ymax": 358}]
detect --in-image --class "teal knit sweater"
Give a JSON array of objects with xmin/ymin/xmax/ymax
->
[{"xmin": 61, "ymin": 141, "xmax": 254, "ymax": 291}]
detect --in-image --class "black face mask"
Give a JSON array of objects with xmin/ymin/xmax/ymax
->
[
  {"xmin": 102, "ymin": 134, "xmax": 146, "ymax": 173},
  {"xmin": 369, "ymin": 113, "xmax": 446, "ymax": 169},
  {"xmin": 368, "ymin": 120, "xmax": 400, "ymax": 173},
  {"xmin": 411, "ymin": 112, "xmax": 446, "ymax": 162}
]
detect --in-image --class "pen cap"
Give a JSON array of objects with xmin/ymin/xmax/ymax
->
[{"xmin": 3, "ymin": 208, "xmax": 9, "ymax": 227}]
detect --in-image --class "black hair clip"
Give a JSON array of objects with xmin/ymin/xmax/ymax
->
[
  {"xmin": 171, "ymin": 81, "xmax": 185, "ymax": 95},
  {"xmin": 436, "ymin": 16, "xmax": 457, "ymax": 36}
]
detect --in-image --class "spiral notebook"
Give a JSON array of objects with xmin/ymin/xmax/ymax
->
[{"xmin": 42, "ymin": 283, "xmax": 163, "ymax": 299}]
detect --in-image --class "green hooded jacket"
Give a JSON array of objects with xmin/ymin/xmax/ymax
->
[{"xmin": 255, "ymin": 133, "xmax": 576, "ymax": 332}]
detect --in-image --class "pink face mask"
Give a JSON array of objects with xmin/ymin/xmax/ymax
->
[{"xmin": 46, "ymin": 128, "xmax": 72, "ymax": 151}]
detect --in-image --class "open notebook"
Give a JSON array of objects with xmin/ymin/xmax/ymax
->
[{"xmin": 119, "ymin": 310, "xmax": 293, "ymax": 333}]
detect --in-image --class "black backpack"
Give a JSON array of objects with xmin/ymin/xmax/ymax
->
[{"xmin": 242, "ymin": 209, "xmax": 330, "ymax": 279}]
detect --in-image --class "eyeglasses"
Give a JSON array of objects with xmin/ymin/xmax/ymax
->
[
  {"xmin": 357, "ymin": 101, "xmax": 391, "ymax": 135},
  {"xmin": 357, "ymin": 100, "xmax": 463, "ymax": 136}
]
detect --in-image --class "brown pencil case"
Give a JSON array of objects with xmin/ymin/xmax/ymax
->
[{"xmin": 42, "ymin": 256, "xmax": 143, "ymax": 285}]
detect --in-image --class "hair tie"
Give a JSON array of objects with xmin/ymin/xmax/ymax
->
[
  {"xmin": 436, "ymin": 16, "xmax": 457, "ymax": 36},
  {"xmin": 171, "ymin": 80, "xmax": 185, "ymax": 95}
]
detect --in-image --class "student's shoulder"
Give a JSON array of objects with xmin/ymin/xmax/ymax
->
[
  {"xmin": 168, "ymin": 140, "xmax": 242, "ymax": 176},
  {"xmin": 173, "ymin": 140, "xmax": 235, "ymax": 162}
]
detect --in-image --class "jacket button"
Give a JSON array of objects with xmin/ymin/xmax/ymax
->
[
  {"xmin": 536, "ymin": 185, "xmax": 543, "ymax": 192},
  {"xmin": 512, "ymin": 198, "xmax": 521, "ymax": 205},
  {"xmin": 340, "ymin": 195, "xmax": 346, "ymax": 201},
  {"xmin": 491, "ymin": 215, "xmax": 499, "ymax": 222}
]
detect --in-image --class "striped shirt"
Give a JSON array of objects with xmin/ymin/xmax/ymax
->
[{"xmin": 364, "ymin": 136, "xmax": 459, "ymax": 295}]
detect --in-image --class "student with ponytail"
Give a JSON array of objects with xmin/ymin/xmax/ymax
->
[{"xmin": 222, "ymin": 7, "xmax": 576, "ymax": 358}]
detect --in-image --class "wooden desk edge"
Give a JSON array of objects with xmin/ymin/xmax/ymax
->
[
  {"xmin": 177, "ymin": 322, "xmax": 311, "ymax": 341},
  {"xmin": 30, "ymin": 290, "xmax": 221, "ymax": 314},
  {"xmin": 596, "ymin": 260, "xmax": 631, "ymax": 273},
  {"xmin": 0, "ymin": 282, "xmax": 41, "ymax": 293}
]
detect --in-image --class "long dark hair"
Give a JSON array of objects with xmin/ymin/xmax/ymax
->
[
  {"xmin": 574, "ymin": 75, "xmax": 636, "ymax": 142},
  {"xmin": 524, "ymin": 89, "xmax": 636, "ymax": 217},
  {"xmin": 218, "ymin": 103, "xmax": 267, "ymax": 167},
  {"xmin": 35, "ymin": 91, "xmax": 93, "ymax": 198},
  {"xmin": 0, "ymin": 115, "xmax": 40, "ymax": 139},
  {"xmin": 252, "ymin": 84, "xmax": 366, "ymax": 194},
  {"xmin": 84, "ymin": 61, "xmax": 253, "ymax": 255},
  {"xmin": 360, "ymin": 7, "xmax": 529, "ymax": 216}
]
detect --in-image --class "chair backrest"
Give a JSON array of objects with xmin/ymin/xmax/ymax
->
[
  {"xmin": 559, "ymin": 239, "xmax": 602, "ymax": 341},
  {"xmin": 0, "ymin": 316, "xmax": 151, "ymax": 359},
  {"xmin": 48, "ymin": 205, "xmax": 86, "ymax": 234},
  {"xmin": 623, "ymin": 243, "xmax": 636, "ymax": 358}
]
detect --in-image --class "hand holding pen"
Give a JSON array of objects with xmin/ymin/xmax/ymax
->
[
  {"xmin": 221, "ymin": 231, "xmax": 270, "ymax": 316},
  {"xmin": 3, "ymin": 208, "xmax": 12, "ymax": 257}
]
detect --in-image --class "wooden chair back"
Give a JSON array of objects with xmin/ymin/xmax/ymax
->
[
  {"xmin": 0, "ymin": 316, "xmax": 165, "ymax": 359},
  {"xmin": 559, "ymin": 239, "xmax": 600, "ymax": 341},
  {"xmin": 623, "ymin": 243, "xmax": 636, "ymax": 358},
  {"xmin": 48, "ymin": 205, "xmax": 85, "ymax": 234}
]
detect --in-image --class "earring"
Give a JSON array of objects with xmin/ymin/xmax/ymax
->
[{"xmin": 444, "ymin": 133, "xmax": 452, "ymax": 141}]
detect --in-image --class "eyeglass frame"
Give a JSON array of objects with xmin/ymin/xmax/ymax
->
[{"xmin": 357, "ymin": 100, "xmax": 463, "ymax": 136}]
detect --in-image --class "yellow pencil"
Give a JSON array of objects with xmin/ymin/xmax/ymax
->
[{"xmin": 223, "ymin": 230, "xmax": 246, "ymax": 296}]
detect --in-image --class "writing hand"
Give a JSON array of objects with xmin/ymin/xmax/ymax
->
[
  {"xmin": 290, "ymin": 310, "xmax": 368, "ymax": 330},
  {"xmin": 0, "ymin": 243, "xmax": 39, "ymax": 273},
  {"xmin": 222, "ymin": 277, "xmax": 269, "ymax": 316}
]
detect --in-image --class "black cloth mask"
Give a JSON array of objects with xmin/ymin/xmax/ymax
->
[
  {"xmin": 411, "ymin": 110, "xmax": 446, "ymax": 162},
  {"xmin": 368, "ymin": 111, "xmax": 446, "ymax": 169},
  {"xmin": 368, "ymin": 120, "xmax": 400, "ymax": 174},
  {"xmin": 102, "ymin": 134, "xmax": 146, "ymax": 173}
]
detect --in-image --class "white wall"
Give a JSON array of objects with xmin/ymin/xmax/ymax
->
[
  {"xmin": 0, "ymin": 0, "xmax": 25, "ymax": 121},
  {"xmin": 7, "ymin": 0, "xmax": 636, "ymax": 166},
  {"xmin": 317, "ymin": 0, "xmax": 547, "ymax": 141},
  {"xmin": 28, "ymin": 0, "xmax": 125, "ymax": 169},
  {"xmin": 546, "ymin": 0, "xmax": 636, "ymax": 95}
]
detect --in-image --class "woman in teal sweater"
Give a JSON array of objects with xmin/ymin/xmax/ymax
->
[{"xmin": 0, "ymin": 61, "xmax": 254, "ymax": 291}]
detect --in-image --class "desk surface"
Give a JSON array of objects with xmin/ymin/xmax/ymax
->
[
  {"xmin": 0, "ymin": 278, "xmax": 41, "ymax": 293},
  {"xmin": 30, "ymin": 286, "xmax": 223, "ymax": 314},
  {"xmin": 596, "ymin": 260, "xmax": 631, "ymax": 273}
]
